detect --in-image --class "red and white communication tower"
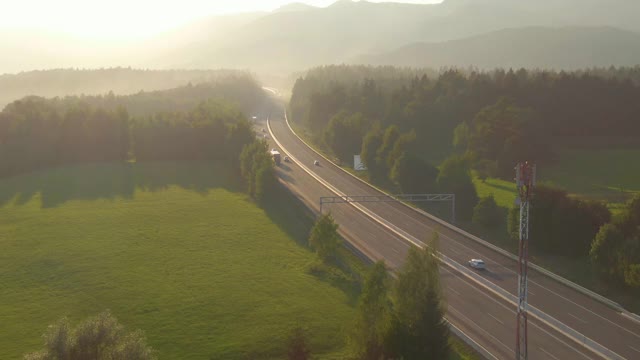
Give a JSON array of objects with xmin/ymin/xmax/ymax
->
[{"xmin": 515, "ymin": 162, "xmax": 535, "ymax": 360}]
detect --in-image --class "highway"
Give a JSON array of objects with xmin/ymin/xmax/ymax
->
[
  {"xmin": 254, "ymin": 106, "xmax": 605, "ymax": 359},
  {"xmin": 264, "ymin": 107, "xmax": 640, "ymax": 359}
]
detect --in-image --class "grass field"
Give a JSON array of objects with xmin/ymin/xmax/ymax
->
[
  {"xmin": 0, "ymin": 162, "xmax": 357, "ymax": 359},
  {"xmin": 472, "ymin": 174, "xmax": 517, "ymax": 209},
  {"xmin": 543, "ymin": 148, "xmax": 640, "ymax": 202},
  {"xmin": 473, "ymin": 148, "xmax": 640, "ymax": 214}
]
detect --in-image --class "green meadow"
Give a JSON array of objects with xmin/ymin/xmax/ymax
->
[
  {"xmin": 543, "ymin": 148, "xmax": 640, "ymax": 203},
  {"xmin": 0, "ymin": 162, "xmax": 356, "ymax": 359},
  {"xmin": 473, "ymin": 148, "xmax": 640, "ymax": 214}
]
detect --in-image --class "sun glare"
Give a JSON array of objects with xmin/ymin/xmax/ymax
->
[{"xmin": 1, "ymin": 0, "xmax": 440, "ymax": 40}]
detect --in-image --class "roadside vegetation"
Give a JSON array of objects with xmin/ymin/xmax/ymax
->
[{"xmin": 0, "ymin": 77, "xmax": 263, "ymax": 179}]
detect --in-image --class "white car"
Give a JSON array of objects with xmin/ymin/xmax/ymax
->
[
  {"xmin": 263, "ymin": 134, "xmax": 269, "ymax": 139},
  {"xmin": 313, "ymin": 160, "xmax": 320, "ymax": 166},
  {"xmin": 468, "ymin": 259, "xmax": 486, "ymax": 270}
]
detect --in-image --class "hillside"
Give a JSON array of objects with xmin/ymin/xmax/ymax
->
[
  {"xmin": 166, "ymin": 0, "xmax": 444, "ymax": 71},
  {"xmin": 354, "ymin": 26, "xmax": 640, "ymax": 70},
  {"xmin": 159, "ymin": 0, "xmax": 640, "ymax": 72},
  {"xmin": 0, "ymin": 68, "xmax": 254, "ymax": 110},
  {"xmin": 4, "ymin": 0, "xmax": 640, "ymax": 74}
]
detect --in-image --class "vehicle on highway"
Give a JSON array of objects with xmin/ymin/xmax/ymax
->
[
  {"xmin": 468, "ymin": 259, "xmax": 486, "ymax": 270},
  {"xmin": 261, "ymin": 128, "xmax": 266, "ymax": 133},
  {"xmin": 263, "ymin": 134, "xmax": 269, "ymax": 139},
  {"xmin": 270, "ymin": 149, "xmax": 281, "ymax": 165},
  {"xmin": 313, "ymin": 160, "xmax": 320, "ymax": 166},
  {"xmin": 283, "ymin": 156, "xmax": 290, "ymax": 162}
]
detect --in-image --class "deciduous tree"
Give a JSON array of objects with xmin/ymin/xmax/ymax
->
[
  {"xmin": 351, "ymin": 261, "xmax": 392, "ymax": 360},
  {"xmin": 387, "ymin": 232, "xmax": 449, "ymax": 359},
  {"xmin": 309, "ymin": 213, "xmax": 341, "ymax": 261},
  {"xmin": 436, "ymin": 156, "xmax": 479, "ymax": 222},
  {"xmin": 24, "ymin": 311, "xmax": 155, "ymax": 360}
]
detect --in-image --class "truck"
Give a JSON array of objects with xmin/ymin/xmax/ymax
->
[{"xmin": 270, "ymin": 149, "xmax": 281, "ymax": 165}]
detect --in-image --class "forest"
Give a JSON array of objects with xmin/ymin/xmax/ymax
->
[
  {"xmin": 290, "ymin": 65, "xmax": 640, "ymax": 168},
  {"xmin": 0, "ymin": 68, "xmax": 255, "ymax": 110},
  {"xmin": 0, "ymin": 78, "xmax": 265, "ymax": 180}
]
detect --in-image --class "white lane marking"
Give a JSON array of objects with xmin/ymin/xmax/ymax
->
[
  {"xmin": 444, "ymin": 266, "xmax": 596, "ymax": 360},
  {"xmin": 535, "ymin": 284, "xmax": 640, "ymax": 339},
  {"xmin": 539, "ymin": 347, "xmax": 561, "ymax": 360},
  {"xmin": 488, "ymin": 313, "xmax": 504, "ymax": 325},
  {"xmin": 568, "ymin": 312, "xmax": 588, "ymax": 324},
  {"xmin": 448, "ymin": 287, "xmax": 461, "ymax": 296},
  {"xmin": 528, "ymin": 321, "xmax": 596, "ymax": 360},
  {"xmin": 391, "ymin": 247, "xmax": 400, "ymax": 254},
  {"xmin": 630, "ymin": 345, "xmax": 640, "ymax": 353},
  {"xmin": 448, "ymin": 306, "xmax": 513, "ymax": 353},
  {"xmin": 448, "ymin": 247, "xmax": 460, "ymax": 255},
  {"xmin": 529, "ymin": 289, "xmax": 536, "ymax": 296}
]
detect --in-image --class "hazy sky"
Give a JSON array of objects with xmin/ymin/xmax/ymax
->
[{"xmin": 1, "ymin": 0, "xmax": 442, "ymax": 40}]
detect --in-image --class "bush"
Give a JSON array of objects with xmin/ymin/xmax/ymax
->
[
  {"xmin": 309, "ymin": 213, "xmax": 341, "ymax": 261},
  {"xmin": 590, "ymin": 195, "xmax": 640, "ymax": 288},
  {"xmin": 287, "ymin": 327, "xmax": 311, "ymax": 360},
  {"xmin": 472, "ymin": 195, "xmax": 504, "ymax": 230},
  {"xmin": 436, "ymin": 156, "xmax": 479, "ymax": 222},
  {"xmin": 24, "ymin": 311, "xmax": 155, "ymax": 360},
  {"xmin": 508, "ymin": 185, "xmax": 610, "ymax": 257}
]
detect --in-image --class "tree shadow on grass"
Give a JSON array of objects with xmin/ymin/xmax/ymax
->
[
  {"xmin": 0, "ymin": 161, "xmax": 242, "ymax": 208},
  {"xmin": 306, "ymin": 259, "xmax": 362, "ymax": 307},
  {"xmin": 260, "ymin": 183, "xmax": 314, "ymax": 248},
  {"xmin": 261, "ymin": 184, "xmax": 364, "ymax": 305}
]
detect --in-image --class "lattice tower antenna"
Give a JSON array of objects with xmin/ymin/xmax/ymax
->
[{"xmin": 515, "ymin": 162, "xmax": 535, "ymax": 360}]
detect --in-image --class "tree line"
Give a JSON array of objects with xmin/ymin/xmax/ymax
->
[
  {"xmin": 290, "ymin": 65, "xmax": 640, "ymax": 171},
  {"xmin": 0, "ymin": 80, "xmax": 265, "ymax": 179},
  {"xmin": 75, "ymin": 75, "xmax": 265, "ymax": 117},
  {"xmin": 0, "ymin": 68, "xmax": 257, "ymax": 110}
]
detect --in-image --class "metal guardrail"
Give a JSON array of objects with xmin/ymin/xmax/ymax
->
[
  {"xmin": 320, "ymin": 194, "xmax": 455, "ymax": 222},
  {"xmin": 275, "ymin": 111, "xmax": 628, "ymax": 360},
  {"xmin": 447, "ymin": 320, "xmax": 499, "ymax": 360},
  {"xmin": 622, "ymin": 311, "xmax": 640, "ymax": 325}
]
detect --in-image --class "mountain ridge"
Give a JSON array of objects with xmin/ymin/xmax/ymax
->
[
  {"xmin": 353, "ymin": 26, "xmax": 640, "ymax": 70},
  {"xmin": 3, "ymin": 0, "xmax": 640, "ymax": 74}
]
